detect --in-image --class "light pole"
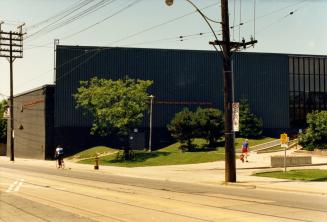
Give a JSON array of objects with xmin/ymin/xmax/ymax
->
[
  {"xmin": 148, "ymin": 95, "xmax": 154, "ymax": 152},
  {"xmin": 164, "ymin": 0, "xmax": 256, "ymax": 182},
  {"xmin": 0, "ymin": 22, "xmax": 25, "ymax": 162}
]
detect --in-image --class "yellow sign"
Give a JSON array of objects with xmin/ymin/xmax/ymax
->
[{"xmin": 280, "ymin": 133, "xmax": 288, "ymax": 144}]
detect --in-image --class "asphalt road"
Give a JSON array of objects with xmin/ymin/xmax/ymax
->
[{"xmin": 0, "ymin": 161, "xmax": 326, "ymax": 222}]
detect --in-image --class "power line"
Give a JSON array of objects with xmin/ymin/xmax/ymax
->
[
  {"xmin": 255, "ymin": 10, "xmax": 297, "ymax": 36},
  {"xmin": 25, "ymin": 0, "xmax": 91, "ymax": 30},
  {"xmin": 25, "ymin": 0, "xmax": 94, "ymax": 36},
  {"xmin": 122, "ymin": 30, "xmax": 221, "ymax": 47},
  {"xmin": 26, "ymin": 0, "xmax": 116, "ymax": 40},
  {"xmin": 17, "ymin": 2, "xmax": 219, "ymax": 88},
  {"xmin": 21, "ymin": 0, "xmax": 141, "ymax": 51},
  {"xmin": 60, "ymin": 0, "xmax": 142, "ymax": 41},
  {"xmin": 231, "ymin": 0, "xmax": 308, "ymax": 31},
  {"xmin": 109, "ymin": 2, "xmax": 218, "ymax": 46}
]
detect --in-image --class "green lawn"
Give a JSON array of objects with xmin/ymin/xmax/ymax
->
[
  {"xmin": 75, "ymin": 137, "xmax": 275, "ymax": 167},
  {"xmin": 79, "ymin": 139, "xmax": 225, "ymax": 167},
  {"xmin": 254, "ymin": 169, "xmax": 327, "ymax": 181}
]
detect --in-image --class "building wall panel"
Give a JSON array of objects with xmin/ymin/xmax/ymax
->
[
  {"xmin": 233, "ymin": 53, "xmax": 289, "ymax": 128},
  {"xmin": 55, "ymin": 46, "xmax": 224, "ymax": 129}
]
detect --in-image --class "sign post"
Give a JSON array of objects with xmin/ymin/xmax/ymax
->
[{"xmin": 280, "ymin": 133, "xmax": 289, "ymax": 172}]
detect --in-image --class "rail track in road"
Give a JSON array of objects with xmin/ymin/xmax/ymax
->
[{"xmin": 1, "ymin": 166, "xmax": 326, "ymax": 222}]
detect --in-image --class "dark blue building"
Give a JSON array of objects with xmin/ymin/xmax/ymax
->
[{"xmin": 53, "ymin": 45, "xmax": 327, "ymax": 153}]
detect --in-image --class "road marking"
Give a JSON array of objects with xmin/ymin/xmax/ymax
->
[{"xmin": 6, "ymin": 179, "xmax": 24, "ymax": 193}]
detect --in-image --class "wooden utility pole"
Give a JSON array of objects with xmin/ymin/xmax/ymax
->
[
  {"xmin": 0, "ymin": 23, "xmax": 25, "ymax": 161},
  {"xmin": 210, "ymin": 0, "xmax": 257, "ymax": 182}
]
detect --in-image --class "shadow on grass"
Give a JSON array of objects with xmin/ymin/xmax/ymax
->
[
  {"xmin": 310, "ymin": 176, "xmax": 327, "ymax": 182},
  {"xmin": 104, "ymin": 151, "xmax": 171, "ymax": 164},
  {"xmin": 182, "ymin": 141, "xmax": 224, "ymax": 152},
  {"xmin": 188, "ymin": 147, "xmax": 219, "ymax": 152}
]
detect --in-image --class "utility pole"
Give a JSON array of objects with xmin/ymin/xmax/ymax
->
[
  {"xmin": 0, "ymin": 22, "xmax": 25, "ymax": 161},
  {"xmin": 210, "ymin": 0, "xmax": 257, "ymax": 182}
]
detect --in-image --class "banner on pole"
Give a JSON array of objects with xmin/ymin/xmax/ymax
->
[{"xmin": 232, "ymin": 102, "xmax": 239, "ymax": 132}]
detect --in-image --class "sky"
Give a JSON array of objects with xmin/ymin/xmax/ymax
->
[{"xmin": 0, "ymin": 0, "xmax": 327, "ymax": 97}]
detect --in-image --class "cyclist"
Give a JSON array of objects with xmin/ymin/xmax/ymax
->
[{"xmin": 55, "ymin": 145, "xmax": 64, "ymax": 168}]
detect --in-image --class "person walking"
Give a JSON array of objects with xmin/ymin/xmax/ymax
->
[
  {"xmin": 241, "ymin": 139, "xmax": 249, "ymax": 162},
  {"xmin": 55, "ymin": 145, "xmax": 64, "ymax": 168}
]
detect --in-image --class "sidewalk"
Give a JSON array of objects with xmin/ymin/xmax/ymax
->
[{"xmin": 1, "ymin": 150, "xmax": 327, "ymax": 195}]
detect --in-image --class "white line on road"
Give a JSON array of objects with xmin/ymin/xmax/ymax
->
[
  {"xmin": 6, "ymin": 180, "xmax": 18, "ymax": 192},
  {"xmin": 6, "ymin": 179, "xmax": 24, "ymax": 193}
]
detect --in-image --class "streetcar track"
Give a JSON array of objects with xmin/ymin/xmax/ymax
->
[
  {"xmin": 0, "ymin": 198, "xmax": 51, "ymax": 222},
  {"xmin": 1, "ymin": 167, "xmax": 326, "ymax": 215},
  {"xmin": 29, "ymin": 184, "xmax": 316, "ymax": 222},
  {"xmin": 7, "ymin": 179, "xmax": 313, "ymax": 222},
  {"xmin": 0, "ymin": 172, "xmax": 320, "ymax": 222}
]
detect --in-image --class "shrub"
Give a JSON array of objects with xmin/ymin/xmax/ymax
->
[
  {"xmin": 167, "ymin": 108, "xmax": 196, "ymax": 151},
  {"xmin": 299, "ymin": 111, "xmax": 327, "ymax": 150},
  {"xmin": 194, "ymin": 108, "xmax": 224, "ymax": 147}
]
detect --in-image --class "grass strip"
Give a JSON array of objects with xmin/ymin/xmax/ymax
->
[{"xmin": 254, "ymin": 169, "xmax": 327, "ymax": 181}]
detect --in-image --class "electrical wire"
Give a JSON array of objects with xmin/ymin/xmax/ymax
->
[
  {"xmin": 23, "ymin": 0, "xmax": 141, "ymax": 51},
  {"xmin": 17, "ymin": 2, "xmax": 220, "ymax": 89},
  {"xmin": 109, "ymin": 3, "xmax": 218, "ymax": 46},
  {"xmin": 26, "ymin": 0, "xmax": 116, "ymax": 40},
  {"xmin": 26, "ymin": 0, "xmax": 100, "ymax": 37},
  {"xmin": 122, "ymin": 31, "xmax": 221, "ymax": 47},
  {"xmin": 60, "ymin": 0, "xmax": 142, "ymax": 41},
  {"xmin": 27, "ymin": 1, "xmax": 218, "ymax": 47},
  {"xmin": 232, "ymin": 0, "xmax": 308, "ymax": 31},
  {"xmin": 25, "ymin": 0, "xmax": 91, "ymax": 30}
]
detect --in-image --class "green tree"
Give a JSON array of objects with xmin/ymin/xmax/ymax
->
[
  {"xmin": 167, "ymin": 108, "xmax": 196, "ymax": 151},
  {"xmin": 195, "ymin": 107, "xmax": 224, "ymax": 147},
  {"xmin": 74, "ymin": 77, "xmax": 153, "ymax": 159},
  {"xmin": 239, "ymin": 99, "xmax": 263, "ymax": 138},
  {"xmin": 299, "ymin": 111, "xmax": 327, "ymax": 150},
  {"xmin": 0, "ymin": 100, "xmax": 7, "ymax": 143}
]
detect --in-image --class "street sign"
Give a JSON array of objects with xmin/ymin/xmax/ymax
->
[
  {"xmin": 232, "ymin": 102, "xmax": 239, "ymax": 132},
  {"xmin": 280, "ymin": 133, "xmax": 288, "ymax": 144},
  {"xmin": 280, "ymin": 133, "xmax": 289, "ymax": 172}
]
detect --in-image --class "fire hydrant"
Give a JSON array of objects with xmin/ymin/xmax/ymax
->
[{"xmin": 94, "ymin": 155, "xmax": 99, "ymax": 170}]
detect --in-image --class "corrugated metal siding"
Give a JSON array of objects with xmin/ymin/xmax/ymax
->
[
  {"xmin": 232, "ymin": 52, "xmax": 289, "ymax": 128},
  {"xmin": 7, "ymin": 87, "xmax": 46, "ymax": 159},
  {"xmin": 55, "ymin": 46, "xmax": 224, "ymax": 128},
  {"xmin": 55, "ymin": 46, "xmax": 290, "ymax": 130}
]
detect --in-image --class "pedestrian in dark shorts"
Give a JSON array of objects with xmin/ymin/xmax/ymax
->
[{"xmin": 55, "ymin": 145, "xmax": 64, "ymax": 168}]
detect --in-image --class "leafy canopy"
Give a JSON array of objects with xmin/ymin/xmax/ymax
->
[
  {"xmin": 299, "ymin": 111, "xmax": 327, "ymax": 150},
  {"xmin": 74, "ymin": 77, "xmax": 153, "ymax": 137},
  {"xmin": 194, "ymin": 107, "xmax": 224, "ymax": 147},
  {"xmin": 168, "ymin": 107, "xmax": 224, "ymax": 151},
  {"xmin": 167, "ymin": 108, "xmax": 196, "ymax": 151}
]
